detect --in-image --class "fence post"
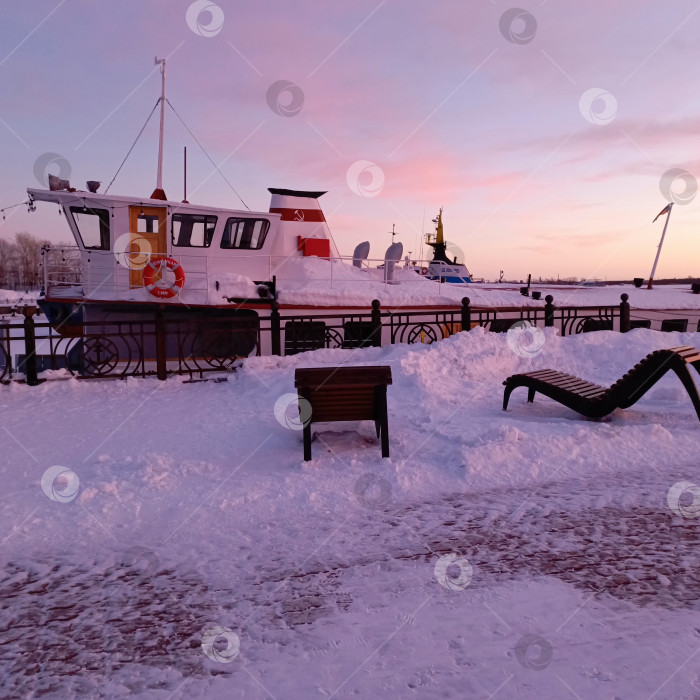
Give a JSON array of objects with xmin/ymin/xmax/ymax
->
[
  {"xmin": 270, "ymin": 301, "xmax": 281, "ymax": 356},
  {"xmin": 461, "ymin": 297, "xmax": 471, "ymax": 331},
  {"xmin": 22, "ymin": 307, "xmax": 39, "ymax": 386},
  {"xmin": 155, "ymin": 305, "xmax": 167, "ymax": 380},
  {"xmin": 620, "ymin": 293, "xmax": 630, "ymax": 333},
  {"xmin": 544, "ymin": 295, "xmax": 555, "ymax": 327},
  {"xmin": 371, "ymin": 299, "xmax": 382, "ymax": 347}
]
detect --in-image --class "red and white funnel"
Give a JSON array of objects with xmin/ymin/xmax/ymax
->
[{"xmin": 268, "ymin": 188, "xmax": 339, "ymax": 258}]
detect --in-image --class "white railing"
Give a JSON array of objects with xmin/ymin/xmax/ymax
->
[
  {"xmin": 42, "ymin": 245, "xmax": 82, "ymax": 294},
  {"xmin": 43, "ymin": 246, "xmax": 212, "ymax": 302},
  {"xmin": 41, "ymin": 244, "xmax": 465, "ymax": 303}
]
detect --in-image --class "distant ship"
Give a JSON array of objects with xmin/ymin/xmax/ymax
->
[{"xmin": 423, "ymin": 209, "xmax": 472, "ymax": 283}]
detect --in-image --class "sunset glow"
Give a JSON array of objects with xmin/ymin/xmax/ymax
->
[{"xmin": 1, "ymin": 1, "xmax": 699, "ymax": 280}]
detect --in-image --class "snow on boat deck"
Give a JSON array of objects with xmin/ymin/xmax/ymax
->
[{"xmin": 1, "ymin": 328, "xmax": 699, "ymax": 698}]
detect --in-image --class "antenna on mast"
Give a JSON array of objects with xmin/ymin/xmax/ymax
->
[
  {"xmin": 151, "ymin": 57, "xmax": 167, "ymax": 201},
  {"xmin": 182, "ymin": 146, "xmax": 189, "ymax": 203}
]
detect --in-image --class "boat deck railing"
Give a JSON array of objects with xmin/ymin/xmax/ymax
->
[
  {"xmin": 42, "ymin": 245, "xmax": 212, "ymax": 303},
  {"xmin": 41, "ymin": 244, "xmax": 471, "ymax": 303},
  {"xmin": 41, "ymin": 245, "xmax": 82, "ymax": 294}
]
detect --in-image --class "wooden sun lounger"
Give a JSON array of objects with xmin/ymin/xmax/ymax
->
[
  {"xmin": 294, "ymin": 366, "xmax": 392, "ymax": 461},
  {"xmin": 503, "ymin": 345, "xmax": 700, "ymax": 420}
]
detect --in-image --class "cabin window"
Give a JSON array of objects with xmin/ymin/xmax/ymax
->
[
  {"xmin": 221, "ymin": 218, "xmax": 270, "ymax": 250},
  {"xmin": 69, "ymin": 207, "xmax": 110, "ymax": 250},
  {"xmin": 172, "ymin": 213, "xmax": 217, "ymax": 248},
  {"xmin": 137, "ymin": 214, "xmax": 160, "ymax": 233}
]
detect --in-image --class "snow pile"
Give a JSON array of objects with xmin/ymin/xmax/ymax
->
[
  {"xmin": 207, "ymin": 272, "xmax": 259, "ymax": 303},
  {"xmin": 274, "ymin": 256, "xmax": 455, "ymax": 307},
  {"xmin": 1, "ymin": 328, "xmax": 699, "ymax": 698}
]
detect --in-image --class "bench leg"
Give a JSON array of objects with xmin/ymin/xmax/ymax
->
[
  {"xmin": 380, "ymin": 415, "xmax": 390, "ymax": 458},
  {"xmin": 375, "ymin": 385, "xmax": 390, "ymax": 458},
  {"xmin": 503, "ymin": 384, "xmax": 515, "ymax": 410},
  {"xmin": 673, "ymin": 365, "xmax": 700, "ymax": 421},
  {"xmin": 303, "ymin": 422, "xmax": 312, "ymax": 461},
  {"xmin": 528, "ymin": 387, "xmax": 536, "ymax": 403}
]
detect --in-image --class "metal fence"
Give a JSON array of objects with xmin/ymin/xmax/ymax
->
[{"xmin": 0, "ymin": 293, "xmax": 642, "ymax": 385}]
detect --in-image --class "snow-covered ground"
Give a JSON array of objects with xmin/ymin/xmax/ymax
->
[
  {"xmin": 0, "ymin": 288, "xmax": 38, "ymax": 307},
  {"xmin": 1, "ymin": 328, "xmax": 700, "ymax": 699}
]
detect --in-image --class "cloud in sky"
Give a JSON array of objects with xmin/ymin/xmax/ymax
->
[{"xmin": 0, "ymin": 0, "xmax": 698, "ymax": 280}]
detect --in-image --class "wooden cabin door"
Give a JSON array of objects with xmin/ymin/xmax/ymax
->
[{"xmin": 129, "ymin": 206, "xmax": 167, "ymax": 288}]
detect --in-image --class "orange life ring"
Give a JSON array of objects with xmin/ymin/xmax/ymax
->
[
  {"xmin": 143, "ymin": 256, "xmax": 185, "ymax": 299},
  {"xmin": 421, "ymin": 266, "xmax": 428, "ymax": 275}
]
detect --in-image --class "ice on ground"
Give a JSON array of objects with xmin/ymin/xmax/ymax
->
[{"xmin": 1, "ymin": 328, "xmax": 700, "ymax": 698}]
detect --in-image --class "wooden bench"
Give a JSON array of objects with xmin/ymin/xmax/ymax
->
[
  {"xmin": 294, "ymin": 366, "xmax": 392, "ymax": 461},
  {"xmin": 503, "ymin": 345, "xmax": 700, "ymax": 420},
  {"xmin": 660, "ymin": 318, "xmax": 688, "ymax": 332},
  {"xmin": 580, "ymin": 317, "xmax": 613, "ymax": 332},
  {"xmin": 488, "ymin": 318, "xmax": 519, "ymax": 333},
  {"xmin": 629, "ymin": 319, "xmax": 652, "ymax": 329}
]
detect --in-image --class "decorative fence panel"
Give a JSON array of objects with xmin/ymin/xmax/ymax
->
[{"xmin": 0, "ymin": 293, "xmax": 637, "ymax": 385}]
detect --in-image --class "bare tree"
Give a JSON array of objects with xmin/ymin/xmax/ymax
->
[{"xmin": 0, "ymin": 232, "xmax": 52, "ymax": 290}]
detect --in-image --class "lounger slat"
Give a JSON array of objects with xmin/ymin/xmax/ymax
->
[
  {"xmin": 668, "ymin": 346, "xmax": 700, "ymax": 363},
  {"xmin": 525, "ymin": 370, "xmax": 562, "ymax": 380},
  {"xmin": 550, "ymin": 378, "xmax": 593, "ymax": 390},
  {"xmin": 561, "ymin": 385, "xmax": 604, "ymax": 396},
  {"xmin": 578, "ymin": 388, "xmax": 607, "ymax": 398},
  {"xmin": 543, "ymin": 373, "xmax": 581, "ymax": 384}
]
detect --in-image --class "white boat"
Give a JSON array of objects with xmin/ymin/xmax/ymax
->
[{"xmin": 27, "ymin": 60, "xmax": 477, "ymax": 361}]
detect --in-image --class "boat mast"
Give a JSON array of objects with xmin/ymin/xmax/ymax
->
[
  {"xmin": 435, "ymin": 207, "xmax": 444, "ymax": 245},
  {"xmin": 426, "ymin": 207, "xmax": 452, "ymax": 264},
  {"xmin": 151, "ymin": 57, "xmax": 167, "ymax": 200}
]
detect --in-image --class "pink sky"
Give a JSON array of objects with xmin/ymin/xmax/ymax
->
[{"xmin": 0, "ymin": 0, "xmax": 699, "ymax": 280}]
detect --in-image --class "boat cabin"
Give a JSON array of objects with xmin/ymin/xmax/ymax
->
[{"xmin": 28, "ymin": 187, "xmax": 338, "ymax": 307}]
